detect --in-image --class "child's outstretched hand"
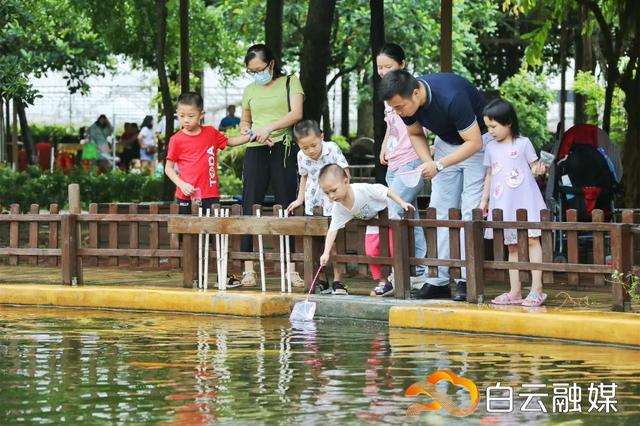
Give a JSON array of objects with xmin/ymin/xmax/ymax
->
[
  {"xmin": 286, "ymin": 199, "xmax": 302, "ymax": 214},
  {"xmin": 399, "ymin": 201, "xmax": 415, "ymax": 212},
  {"xmin": 319, "ymin": 252, "xmax": 330, "ymax": 267}
]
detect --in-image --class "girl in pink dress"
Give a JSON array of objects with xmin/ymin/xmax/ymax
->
[{"xmin": 479, "ymin": 99, "xmax": 548, "ymax": 307}]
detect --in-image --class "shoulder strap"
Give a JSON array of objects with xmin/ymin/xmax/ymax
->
[{"xmin": 285, "ymin": 75, "xmax": 292, "ymax": 112}]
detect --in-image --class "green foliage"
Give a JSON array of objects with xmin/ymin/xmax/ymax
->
[
  {"xmin": 331, "ymin": 135, "xmax": 351, "ymax": 153},
  {"xmin": 29, "ymin": 124, "xmax": 80, "ymax": 144},
  {"xmin": 0, "ymin": 0, "xmax": 110, "ymax": 104},
  {"xmin": 0, "ymin": 167, "xmax": 163, "ymax": 212},
  {"xmin": 610, "ymin": 270, "xmax": 640, "ymax": 307},
  {"xmin": 573, "ymin": 71, "xmax": 626, "ymax": 145},
  {"xmin": 499, "ymin": 70, "xmax": 554, "ymax": 148}
]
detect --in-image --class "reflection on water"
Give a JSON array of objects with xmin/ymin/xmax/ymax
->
[{"xmin": 0, "ymin": 307, "xmax": 639, "ymax": 425}]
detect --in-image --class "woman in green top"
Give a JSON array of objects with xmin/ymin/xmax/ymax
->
[
  {"xmin": 239, "ymin": 44, "xmax": 305, "ymax": 287},
  {"xmin": 84, "ymin": 114, "xmax": 113, "ymax": 169}
]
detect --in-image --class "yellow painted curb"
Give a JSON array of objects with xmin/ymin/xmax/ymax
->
[
  {"xmin": 389, "ymin": 305, "xmax": 640, "ymax": 346},
  {"xmin": 0, "ymin": 285, "xmax": 292, "ymax": 317}
]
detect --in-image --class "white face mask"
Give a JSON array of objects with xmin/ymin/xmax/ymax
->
[{"xmin": 252, "ymin": 69, "xmax": 273, "ymax": 85}]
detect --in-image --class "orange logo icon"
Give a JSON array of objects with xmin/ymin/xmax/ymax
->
[{"xmin": 405, "ymin": 370, "xmax": 479, "ymax": 417}]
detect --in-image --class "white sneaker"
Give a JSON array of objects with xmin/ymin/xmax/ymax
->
[
  {"xmin": 410, "ymin": 274, "xmax": 428, "ymax": 289},
  {"xmin": 288, "ymin": 271, "xmax": 305, "ymax": 288},
  {"xmin": 241, "ymin": 271, "xmax": 257, "ymax": 287}
]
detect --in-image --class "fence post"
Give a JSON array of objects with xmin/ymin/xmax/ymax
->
[
  {"xmin": 28, "ymin": 204, "xmax": 40, "ymax": 265},
  {"xmin": 88, "ymin": 203, "xmax": 99, "ymax": 266},
  {"xmin": 391, "ymin": 211, "xmax": 411, "ymax": 299},
  {"xmin": 61, "ymin": 214, "xmax": 80, "ymax": 285},
  {"xmin": 68, "ymin": 183, "xmax": 81, "ymax": 214},
  {"xmin": 182, "ymin": 234, "xmax": 198, "ymax": 288},
  {"xmin": 464, "ymin": 209, "xmax": 485, "ymax": 303},
  {"xmin": 48, "ymin": 204, "xmax": 60, "ymax": 267},
  {"xmin": 566, "ymin": 209, "xmax": 580, "ymax": 286},
  {"xmin": 169, "ymin": 203, "xmax": 180, "ymax": 269},
  {"xmin": 448, "ymin": 208, "xmax": 462, "ymax": 280},
  {"xmin": 591, "ymin": 209, "xmax": 606, "ymax": 286},
  {"xmin": 9, "ymin": 204, "xmax": 20, "ymax": 266},
  {"xmin": 129, "ymin": 204, "xmax": 140, "ymax": 267},
  {"xmin": 302, "ymin": 236, "xmax": 324, "ymax": 293},
  {"xmin": 491, "ymin": 209, "xmax": 506, "ymax": 283},
  {"xmin": 379, "ymin": 209, "xmax": 391, "ymax": 280},
  {"xmin": 611, "ymin": 222, "xmax": 632, "ymax": 312},
  {"xmin": 108, "ymin": 203, "xmax": 118, "ymax": 266},
  {"xmin": 149, "ymin": 204, "xmax": 159, "ymax": 268},
  {"xmin": 540, "ymin": 209, "xmax": 554, "ymax": 284},
  {"xmin": 516, "ymin": 209, "xmax": 530, "ymax": 284},
  {"xmin": 425, "ymin": 207, "xmax": 438, "ymax": 278}
]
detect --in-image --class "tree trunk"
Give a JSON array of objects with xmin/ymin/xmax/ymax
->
[
  {"xmin": 440, "ymin": 0, "xmax": 453, "ymax": 72},
  {"xmin": 299, "ymin": 0, "xmax": 337, "ymax": 122},
  {"xmin": 620, "ymin": 61, "xmax": 640, "ymax": 207},
  {"xmin": 602, "ymin": 69, "xmax": 617, "ymax": 134},
  {"xmin": 16, "ymin": 101, "xmax": 33, "ymax": 164},
  {"xmin": 322, "ymin": 103, "xmax": 332, "ymax": 139},
  {"xmin": 179, "ymin": 0, "xmax": 190, "ymax": 92},
  {"xmin": 156, "ymin": 0, "xmax": 175, "ymax": 200},
  {"xmin": 370, "ymin": 0, "xmax": 385, "ymax": 183},
  {"xmin": 574, "ymin": 5, "xmax": 595, "ymax": 124},
  {"xmin": 341, "ymin": 75, "xmax": 350, "ymax": 137},
  {"xmin": 558, "ymin": 22, "xmax": 568, "ymax": 133},
  {"xmin": 265, "ymin": 0, "xmax": 284, "ymax": 61},
  {"xmin": 0, "ymin": 99, "xmax": 5, "ymax": 163}
]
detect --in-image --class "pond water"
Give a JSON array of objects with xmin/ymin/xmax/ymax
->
[{"xmin": 0, "ymin": 306, "xmax": 639, "ymax": 425}]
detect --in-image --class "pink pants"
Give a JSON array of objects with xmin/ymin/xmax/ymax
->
[{"xmin": 364, "ymin": 229, "xmax": 393, "ymax": 281}]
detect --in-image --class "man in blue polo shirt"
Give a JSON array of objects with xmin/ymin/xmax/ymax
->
[
  {"xmin": 218, "ymin": 105, "xmax": 241, "ymax": 132},
  {"xmin": 379, "ymin": 70, "xmax": 492, "ymax": 301}
]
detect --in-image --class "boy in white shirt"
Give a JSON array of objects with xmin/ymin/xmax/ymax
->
[
  {"xmin": 287, "ymin": 120, "xmax": 349, "ymax": 294},
  {"xmin": 318, "ymin": 164, "xmax": 414, "ymax": 297}
]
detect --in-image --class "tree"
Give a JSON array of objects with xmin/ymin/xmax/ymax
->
[
  {"xmin": 0, "ymin": 0, "xmax": 109, "ymax": 163},
  {"xmin": 370, "ymin": 0, "xmax": 386, "ymax": 183},
  {"xmin": 299, "ymin": 0, "xmax": 337, "ymax": 122},
  {"xmin": 265, "ymin": 0, "xmax": 284, "ymax": 60},
  {"xmin": 506, "ymin": 0, "xmax": 640, "ymax": 205}
]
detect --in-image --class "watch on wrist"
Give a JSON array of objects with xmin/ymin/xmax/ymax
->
[{"xmin": 435, "ymin": 160, "xmax": 445, "ymax": 172}]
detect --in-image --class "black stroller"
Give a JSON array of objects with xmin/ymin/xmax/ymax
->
[{"xmin": 544, "ymin": 124, "xmax": 623, "ymax": 260}]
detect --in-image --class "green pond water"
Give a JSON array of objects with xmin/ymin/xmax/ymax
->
[{"xmin": 0, "ymin": 306, "xmax": 639, "ymax": 425}]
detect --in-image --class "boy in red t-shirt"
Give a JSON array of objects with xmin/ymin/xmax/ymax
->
[{"xmin": 166, "ymin": 92, "xmax": 263, "ymax": 214}]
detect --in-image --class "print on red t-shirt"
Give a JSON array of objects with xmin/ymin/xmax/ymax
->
[{"xmin": 167, "ymin": 126, "xmax": 228, "ymax": 199}]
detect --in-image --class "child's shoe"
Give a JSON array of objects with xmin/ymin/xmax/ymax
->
[
  {"xmin": 522, "ymin": 291, "xmax": 547, "ymax": 307},
  {"xmin": 241, "ymin": 271, "xmax": 257, "ymax": 287},
  {"xmin": 316, "ymin": 280, "xmax": 333, "ymax": 295},
  {"xmin": 288, "ymin": 271, "xmax": 306, "ymax": 288},
  {"xmin": 226, "ymin": 275, "xmax": 242, "ymax": 288},
  {"xmin": 331, "ymin": 281, "xmax": 348, "ymax": 295},
  {"xmin": 371, "ymin": 280, "xmax": 394, "ymax": 297}
]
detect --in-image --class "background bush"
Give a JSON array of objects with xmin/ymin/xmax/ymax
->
[
  {"xmin": 0, "ymin": 166, "xmax": 163, "ymax": 212},
  {"xmin": 499, "ymin": 70, "xmax": 554, "ymax": 148}
]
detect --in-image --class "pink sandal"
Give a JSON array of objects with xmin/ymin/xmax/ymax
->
[
  {"xmin": 491, "ymin": 292, "xmax": 524, "ymax": 305},
  {"xmin": 522, "ymin": 291, "xmax": 547, "ymax": 307}
]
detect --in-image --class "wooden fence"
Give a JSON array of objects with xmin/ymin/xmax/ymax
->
[{"xmin": 1, "ymin": 199, "xmax": 638, "ymax": 311}]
